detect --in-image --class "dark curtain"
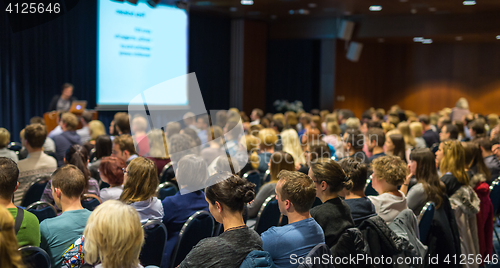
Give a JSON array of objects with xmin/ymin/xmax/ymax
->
[
  {"xmin": 266, "ymin": 39, "xmax": 321, "ymax": 113},
  {"xmin": 0, "ymin": 0, "xmax": 97, "ymax": 142}
]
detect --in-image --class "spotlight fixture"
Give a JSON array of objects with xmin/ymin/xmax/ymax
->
[
  {"xmin": 463, "ymin": 1, "xmax": 476, "ymax": 6},
  {"xmin": 369, "ymin": 5, "xmax": 382, "ymax": 11},
  {"xmin": 241, "ymin": 0, "xmax": 253, "ymax": 5}
]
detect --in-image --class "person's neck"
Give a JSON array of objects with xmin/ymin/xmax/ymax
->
[
  {"xmin": 483, "ymin": 151, "xmax": 494, "ymax": 158},
  {"xmin": 381, "ymin": 186, "xmax": 401, "ymax": 196},
  {"xmin": 424, "ymin": 125, "xmax": 432, "ymax": 131},
  {"xmin": 261, "ymin": 147, "xmax": 275, "ymax": 154},
  {"xmin": 61, "ymin": 197, "xmax": 84, "ymax": 212},
  {"xmin": 222, "ymin": 212, "xmax": 246, "ymax": 231},
  {"xmin": 345, "ymin": 190, "xmax": 365, "ymax": 200},
  {"xmin": 27, "ymin": 147, "xmax": 43, "ymax": 154},
  {"xmin": 0, "ymin": 197, "xmax": 16, "ymax": 209},
  {"xmin": 319, "ymin": 192, "xmax": 338, "ymax": 203},
  {"xmin": 372, "ymin": 147, "xmax": 384, "ymax": 155},
  {"xmin": 349, "ymin": 149, "xmax": 362, "ymax": 157},
  {"xmin": 287, "ymin": 211, "xmax": 311, "ymax": 224}
]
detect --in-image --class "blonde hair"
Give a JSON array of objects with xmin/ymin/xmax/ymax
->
[
  {"xmin": 456, "ymin": 97, "xmax": 469, "ymax": 109},
  {"xmin": 0, "ymin": 205, "xmax": 24, "ymax": 268},
  {"xmin": 120, "ymin": 157, "xmax": 158, "ymax": 203},
  {"xmin": 258, "ymin": 128, "xmax": 278, "ymax": 148},
  {"xmin": 397, "ymin": 122, "xmax": 416, "ymax": 147},
  {"xmin": 209, "ymin": 126, "xmax": 224, "ymax": 146},
  {"xmin": 409, "ymin": 122, "xmax": 423, "ymax": 138},
  {"xmin": 132, "ymin": 116, "xmax": 148, "ymax": 132},
  {"xmin": 381, "ymin": 122, "xmax": 395, "ymax": 134},
  {"xmin": 372, "ymin": 155, "xmax": 407, "ymax": 186},
  {"xmin": 0, "ymin": 128, "xmax": 11, "ymax": 148},
  {"xmin": 89, "ymin": 120, "xmax": 106, "ymax": 140},
  {"xmin": 84, "ymin": 200, "xmax": 144, "ymax": 268},
  {"xmin": 326, "ymin": 122, "xmax": 341, "ymax": 136},
  {"xmin": 281, "ymin": 129, "xmax": 306, "ymax": 165},
  {"xmin": 61, "ymin": 112, "xmax": 78, "ymax": 131},
  {"xmin": 345, "ymin": 117, "xmax": 360, "ymax": 129},
  {"xmin": 242, "ymin": 135, "xmax": 259, "ymax": 169},
  {"xmin": 147, "ymin": 129, "xmax": 169, "ymax": 158},
  {"xmin": 440, "ymin": 140, "xmax": 469, "ymax": 185}
]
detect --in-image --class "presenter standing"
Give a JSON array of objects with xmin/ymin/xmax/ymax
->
[{"xmin": 48, "ymin": 83, "xmax": 77, "ymax": 112}]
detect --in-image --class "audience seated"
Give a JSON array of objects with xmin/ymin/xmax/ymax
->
[
  {"xmin": 84, "ymin": 200, "xmax": 144, "ymax": 268},
  {"xmin": 340, "ymin": 158, "xmax": 377, "ymax": 226},
  {"xmin": 366, "ymin": 127, "xmax": 386, "ymax": 163},
  {"xmin": 368, "ymin": 156, "xmax": 408, "ymax": 224},
  {"xmin": 436, "ymin": 140, "xmax": 470, "ymax": 196},
  {"xmin": 201, "ymin": 126, "xmax": 225, "ymax": 166},
  {"xmin": 385, "ymin": 133, "xmax": 407, "ymax": 163},
  {"xmin": 398, "ymin": 122, "xmax": 417, "ymax": 153},
  {"xmin": 112, "ymin": 134, "xmax": 138, "ymax": 164},
  {"xmin": 250, "ymin": 108, "xmax": 263, "ymax": 126},
  {"xmin": 0, "ymin": 205, "xmax": 25, "ymax": 268},
  {"xmin": 98, "ymin": 156, "xmax": 127, "ymax": 202},
  {"xmin": 113, "ymin": 112, "xmax": 131, "ymax": 135},
  {"xmin": 322, "ymin": 121, "xmax": 344, "ymax": 159},
  {"xmin": 247, "ymin": 152, "xmax": 295, "ymax": 218},
  {"xmin": 257, "ymin": 128, "xmax": 278, "ymax": 175},
  {"xmin": 42, "ymin": 144, "xmax": 100, "ymax": 210},
  {"xmin": 87, "ymin": 120, "xmax": 106, "ymax": 146},
  {"xmin": 29, "ymin": 116, "xmax": 56, "ymax": 153},
  {"xmin": 420, "ymin": 115, "xmax": 440, "ymax": 148},
  {"xmin": 131, "ymin": 115, "xmax": 150, "ymax": 156},
  {"xmin": 0, "ymin": 127, "xmax": 18, "ymax": 162},
  {"xmin": 52, "ymin": 112, "xmax": 81, "ymax": 166},
  {"xmin": 15, "ymin": 124, "xmax": 57, "ymax": 205},
  {"xmin": 195, "ymin": 116, "xmax": 209, "ymax": 144},
  {"xmin": 161, "ymin": 155, "xmax": 209, "ymax": 267},
  {"xmin": 280, "ymin": 129, "xmax": 306, "ymax": 168},
  {"xmin": 88, "ymin": 135, "xmax": 113, "ymax": 181},
  {"xmin": 309, "ymin": 159, "xmax": 354, "ymax": 248},
  {"xmin": 440, "ymin": 123, "xmax": 459, "ymax": 141},
  {"xmin": 120, "ymin": 157, "xmax": 163, "ymax": 223},
  {"xmin": 477, "ymin": 137, "xmax": 500, "ymax": 181},
  {"xmin": 146, "ymin": 129, "xmax": 171, "ymax": 177},
  {"xmin": 0, "ymin": 158, "xmax": 40, "ymax": 247},
  {"xmin": 76, "ymin": 111, "xmax": 93, "ymax": 143},
  {"xmin": 178, "ymin": 173, "xmax": 261, "ymax": 268},
  {"xmin": 40, "ymin": 165, "xmax": 92, "ymax": 267},
  {"xmin": 409, "ymin": 121, "xmax": 427, "ymax": 149},
  {"xmin": 261, "ymin": 170, "xmax": 324, "ymax": 268},
  {"xmin": 343, "ymin": 128, "xmax": 369, "ymax": 164}
]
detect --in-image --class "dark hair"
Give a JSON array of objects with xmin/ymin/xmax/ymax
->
[
  {"xmin": 95, "ymin": 135, "xmax": 112, "ymax": 160},
  {"xmin": 308, "ymin": 140, "xmax": 331, "ymax": 163},
  {"xmin": 24, "ymin": 124, "xmax": 47, "ymax": 148},
  {"xmin": 215, "ymin": 110, "xmax": 228, "ymax": 128},
  {"xmin": 345, "ymin": 128, "xmax": 364, "ymax": 150},
  {"xmin": 469, "ymin": 120, "xmax": 485, "ymax": 135},
  {"xmin": 252, "ymin": 109, "xmax": 264, "ymax": 119},
  {"xmin": 277, "ymin": 170, "xmax": 316, "ymax": 213},
  {"xmin": 419, "ymin": 115, "xmax": 430, "ymax": 125},
  {"xmin": 374, "ymin": 112, "xmax": 384, "ymax": 121},
  {"xmin": 114, "ymin": 112, "xmax": 131, "ymax": 135},
  {"xmin": 52, "ymin": 165, "xmax": 86, "ymax": 198},
  {"xmin": 181, "ymin": 128, "xmax": 202, "ymax": 147},
  {"xmin": 367, "ymin": 127, "xmax": 385, "ymax": 147},
  {"xmin": 409, "ymin": 149, "xmax": 444, "ymax": 208},
  {"xmin": 62, "ymin": 83, "xmax": 73, "ymax": 91},
  {"xmin": 269, "ymin": 152, "xmax": 295, "ymax": 182},
  {"xmin": 444, "ymin": 124, "xmax": 459, "ymax": 140},
  {"xmin": 389, "ymin": 134, "xmax": 406, "ymax": 162},
  {"xmin": 0, "ymin": 158, "xmax": 19, "ymax": 199},
  {"xmin": 311, "ymin": 159, "xmax": 352, "ymax": 193},
  {"xmin": 205, "ymin": 173, "xmax": 255, "ymax": 212},
  {"xmin": 477, "ymin": 137, "xmax": 493, "ymax": 152},
  {"xmin": 65, "ymin": 144, "xmax": 91, "ymax": 192},
  {"xmin": 271, "ymin": 119, "xmax": 284, "ymax": 133},
  {"xmin": 29, "ymin": 116, "xmax": 45, "ymax": 125},
  {"xmin": 338, "ymin": 158, "xmax": 368, "ymax": 192},
  {"xmin": 463, "ymin": 142, "xmax": 491, "ymax": 181},
  {"xmin": 99, "ymin": 156, "xmax": 127, "ymax": 186}
]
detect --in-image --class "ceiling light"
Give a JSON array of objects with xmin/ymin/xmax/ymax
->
[
  {"xmin": 411, "ymin": 8, "xmax": 417, "ymax": 14},
  {"xmin": 422, "ymin": 39, "xmax": 433, "ymax": 44},
  {"xmin": 496, "ymin": 35, "xmax": 500, "ymax": 40},
  {"xmin": 369, "ymin": 5, "xmax": 382, "ymax": 11},
  {"xmin": 429, "ymin": 7, "xmax": 437, "ymax": 12},
  {"xmin": 456, "ymin": 36, "xmax": 463, "ymax": 41},
  {"xmin": 308, "ymin": 3, "xmax": 317, "ymax": 8},
  {"xmin": 413, "ymin": 37, "xmax": 424, "ymax": 42},
  {"xmin": 298, "ymin": 9, "xmax": 310, "ymax": 15},
  {"xmin": 241, "ymin": 0, "xmax": 253, "ymax": 5},
  {"xmin": 463, "ymin": 1, "xmax": 476, "ymax": 6}
]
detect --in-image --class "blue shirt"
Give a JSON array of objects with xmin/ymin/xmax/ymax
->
[
  {"xmin": 261, "ymin": 217, "xmax": 325, "ymax": 268},
  {"xmin": 161, "ymin": 191, "xmax": 209, "ymax": 268},
  {"xmin": 40, "ymin": 209, "xmax": 92, "ymax": 268}
]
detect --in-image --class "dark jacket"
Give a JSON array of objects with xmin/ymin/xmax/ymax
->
[
  {"xmin": 484, "ymin": 155, "xmax": 500, "ymax": 182},
  {"xmin": 52, "ymin": 131, "xmax": 81, "ymax": 166},
  {"xmin": 331, "ymin": 228, "xmax": 370, "ymax": 268},
  {"xmin": 239, "ymin": 250, "xmax": 276, "ymax": 268},
  {"xmin": 48, "ymin": 95, "xmax": 77, "ymax": 112},
  {"xmin": 422, "ymin": 129, "xmax": 440, "ymax": 148},
  {"xmin": 388, "ymin": 209, "xmax": 427, "ymax": 268},
  {"xmin": 310, "ymin": 197, "xmax": 355, "ymax": 248}
]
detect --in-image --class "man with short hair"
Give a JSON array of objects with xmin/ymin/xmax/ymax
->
[
  {"xmin": 469, "ymin": 120, "xmax": 486, "ymax": 141},
  {"xmin": 183, "ymin": 112, "xmax": 199, "ymax": 132},
  {"xmin": 40, "ymin": 165, "xmax": 92, "ymax": 267},
  {"xmin": 261, "ymin": 170, "xmax": 324, "ymax": 268},
  {"xmin": 366, "ymin": 128, "xmax": 386, "ymax": 163},
  {"xmin": 250, "ymin": 108, "xmax": 263, "ymax": 126},
  {"xmin": 30, "ymin": 116, "xmax": 55, "ymax": 152},
  {"xmin": 0, "ymin": 157, "xmax": 41, "ymax": 247},
  {"xmin": 112, "ymin": 134, "xmax": 138, "ymax": 164},
  {"xmin": 343, "ymin": 129, "xmax": 369, "ymax": 164},
  {"xmin": 196, "ymin": 116, "xmax": 209, "ymax": 144},
  {"xmin": 15, "ymin": 124, "xmax": 57, "ymax": 205},
  {"xmin": 52, "ymin": 112, "xmax": 81, "ymax": 166},
  {"xmin": 439, "ymin": 124, "xmax": 459, "ymax": 141},
  {"xmin": 114, "ymin": 112, "xmax": 131, "ymax": 135},
  {"xmin": 419, "ymin": 115, "xmax": 440, "ymax": 148},
  {"xmin": 76, "ymin": 111, "xmax": 93, "ymax": 143},
  {"xmin": 477, "ymin": 138, "xmax": 500, "ymax": 181},
  {"xmin": 131, "ymin": 115, "xmax": 150, "ymax": 156},
  {"xmin": 48, "ymin": 83, "xmax": 77, "ymax": 112}
]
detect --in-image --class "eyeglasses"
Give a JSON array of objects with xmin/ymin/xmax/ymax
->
[{"xmin": 122, "ymin": 168, "xmax": 128, "ymax": 174}]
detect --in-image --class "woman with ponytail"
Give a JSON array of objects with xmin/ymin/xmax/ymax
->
[
  {"xmin": 41, "ymin": 144, "xmax": 100, "ymax": 210},
  {"xmin": 0, "ymin": 205, "xmax": 25, "ymax": 268},
  {"xmin": 178, "ymin": 173, "xmax": 263, "ymax": 268},
  {"xmin": 309, "ymin": 158, "xmax": 355, "ymax": 248}
]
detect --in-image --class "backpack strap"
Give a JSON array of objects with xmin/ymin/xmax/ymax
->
[{"xmin": 14, "ymin": 207, "xmax": 24, "ymax": 235}]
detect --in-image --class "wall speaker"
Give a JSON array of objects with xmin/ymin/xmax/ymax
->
[{"xmin": 346, "ymin": 42, "xmax": 363, "ymax": 62}]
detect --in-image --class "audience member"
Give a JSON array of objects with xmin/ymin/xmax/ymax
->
[
  {"xmin": 131, "ymin": 115, "xmax": 150, "ymax": 156},
  {"xmin": 196, "ymin": 116, "xmax": 209, "ymax": 144},
  {"xmin": 178, "ymin": 173, "xmax": 261, "ymax": 268},
  {"xmin": 161, "ymin": 155, "xmax": 209, "ymax": 267},
  {"xmin": 113, "ymin": 112, "xmax": 131, "ymax": 135},
  {"xmin": 0, "ymin": 205, "xmax": 25, "ymax": 268},
  {"xmin": 15, "ymin": 124, "xmax": 57, "ymax": 205},
  {"xmin": 0, "ymin": 127, "xmax": 18, "ymax": 162},
  {"xmin": 440, "ymin": 123, "xmax": 459, "ymax": 141},
  {"xmin": 261, "ymin": 170, "xmax": 324, "ymax": 268},
  {"xmin": 84, "ymin": 200, "xmax": 144, "ymax": 268},
  {"xmin": 309, "ymin": 159, "xmax": 354, "ymax": 248},
  {"xmin": 297, "ymin": 113, "xmax": 311, "ymax": 138},
  {"xmin": 40, "ymin": 165, "xmax": 92, "ymax": 267},
  {"xmin": 146, "ymin": 129, "xmax": 171, "ymax": 177},
  {"xmin": 385, "ymin": 133, "xmax": 407, "ymax": 162},
  {"xmin": 183, "ymin": 112, "xmax": 200, "ymax": 132},
  {"xmin": 87, "ymin": 120, "xmax": 106, "ymax": 145},
  {"xmin": 30, "ymin": 116, "xmax": 56, "ymax": 152},
  {"xmin": 469, "ymin": 120, "xmax": 486, "ymax": 141},
  {"xmin": 0, "ymin": 158, "xmax": 40, "ymax": 247},
  {"xmin": 477, "ymin": 138, "xmax": 500, "ymax": 181},
  {"xmin": 366, "ymin": 127, "xmax": 386, "ymax": 163},
  {"xmin": 450, "ymin": 97, "xmax": 470, "ymax": 123},
  {"xmin": 281, "ymin": 129, "xmax": 306, "ymax": 167},
  {"xmin": 398, "ymin": 122, "xmax": 417, "ymax": 151},
  {"xmin": 98, "ymin": 156, "xmax": 127, "ymax": 202},
  {"xmin": 120, "ymin": 157, "xmax": 163, "ymax": 223},
  {"xmin": 343, "ymin": 128, "xmax": 369, "ymax": 163},
  {"xmin": 52, "ymin": 112, "xmax": 81, "ymax": 166},
  {"xmin": 88, "ymin": 135, "xmax": 113, "ymax": 180},
  {"xmin": 247, "ymin": 152, "xmax": 295, "ymax": 218},
  {"xmin": 257, "ymin": 128, "xmax": 278, "ymax": 175},
  {"xmin": 250, "ymin": 108, "xmax": 264, "ymax": 126},
  {"xmin": 76, "ymin": 111, "xmax": 93, "ymax": 143},
  {"xmin": 419, "ymin": 115, "xmax": 440, "ymax": 148},
  {"xmin": 112, "ymin": 134, "xmax": 138, "ymax": 164},
  {"xmin": 322, "ymin": 121, "xmax": 344, "ymax": 159},
  {"xmin": 201, "ymin": 126, "xmax": 225, "ymax": 166},
  {"xmin": 368, "ymin": 156, "xmax": 408, "ymax": 224},
  {"xmin": 436, "ymin": 140, "xmax": 469, "ymax": 197}
]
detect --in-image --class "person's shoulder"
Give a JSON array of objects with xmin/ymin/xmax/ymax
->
[{"xmin": 23, "ymin": 210, "xmax": 40, "ymax": 227}]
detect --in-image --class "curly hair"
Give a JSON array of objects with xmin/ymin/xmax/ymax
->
[{"xmin": 372, "ymin": 155, "xmax": 407, "ymax": 186}]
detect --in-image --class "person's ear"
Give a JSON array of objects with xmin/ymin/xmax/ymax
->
[
  {"xmin": 14, "ymin": 181, "xmax": 19, "ymax": 192},
  {"xmin": 285, "ymin": 199, "xmax": 291, "ymax": 211},
  {"xmin": 215, "ymin": 201, "xmax": 222, "ymax": 213},
  {"xmin": 320, "ymin": 181, "xmax": 328, "ymax": 191},
  {"xmin": 54, "ymin": 188, "xmax": 62, "ymax": 199}
]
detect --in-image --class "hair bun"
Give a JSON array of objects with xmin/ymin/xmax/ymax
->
[{"xmin": 234, "ymin": 180, "xmax": 256, "ymax": 203}]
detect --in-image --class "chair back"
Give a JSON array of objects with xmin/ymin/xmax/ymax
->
[
  {"xmin": 490, "ymin": 178, "xmax": 500, "ymax": 215},
  {"xmin": 213, "ymin": 222, "xmax": 224, "ymax": 237},
  {"xmin": 7, "ymin": 141, "xmax": 23, "ymax": 154},
  {"xmin": 20, "ymin": 175, "xmax": 51, "ymax": 207},
  {"xmin": 263, "ymin": 170, "xmax": 271, "ymax": 184},
  {"xmin": 140, "ymin": 220, "xmax": 168, "ymax": 267},
  {"xmin": 170, "ymin": 210, "xmax": 215, "ymax": 268},
  {"xmin": 298, "ymin": 243, "xmax": 334, "ymax": 268},
  {"xmin": 19, "ymin": 246, "xmax": 51, "ymax": 268},
  {"xmin": 417, "ymin": 201, "xmax": 435, "ymax": 245},
  {"xmin": 159, "ymin": 162, "xmax": 174, "ymax": 183},
  {"xmin": 26, "ymin": 201, "xmax": 58, "ymax": 223},
  {"xmin": 244, "ymin": 170, "xmax": 261, "ymax": 194},
  {"xmin": 157, "ymin": 182, "xmax": 179, "ymax": 200},
  {"xmin": 81, "ymin": 194, "xmax": 102, "ymax": 211},
  {"xmin": 254, "ymin": 195, "xmax": 281, "ymax": 235},
  {"xmin": 364, "ymin": 175, "xmax": 378, "ymax": 196}
]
